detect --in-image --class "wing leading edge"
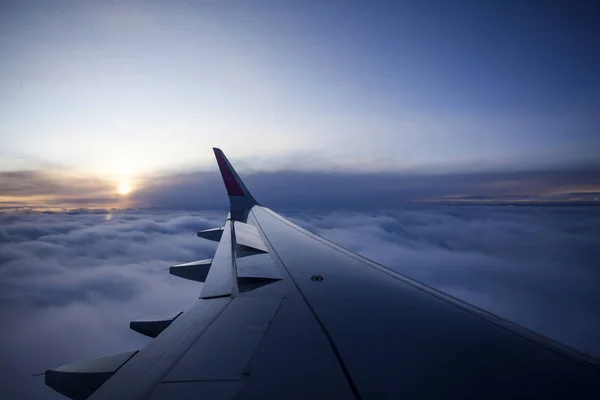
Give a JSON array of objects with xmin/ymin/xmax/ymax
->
[{"xmin": 44, "ymin": 148, "xmax": 600, "ymax": 400}]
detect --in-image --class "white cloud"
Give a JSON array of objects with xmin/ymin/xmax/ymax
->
[{"xmin": 1, "ymin": 206, "xmax": 599, "ymax": 398}]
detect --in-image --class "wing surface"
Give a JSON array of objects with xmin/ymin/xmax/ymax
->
[{"xmin": 45, "ymin": 148, "xmax": 600, "ymax": 399}]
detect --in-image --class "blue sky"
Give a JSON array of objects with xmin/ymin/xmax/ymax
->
[
  {"xmin": 1, "ymin": 0, "xmax": 599, "ymax": 206},
  {"xmin": 1, "ymin": 4, "xmax": 600, "ymax": 396}
]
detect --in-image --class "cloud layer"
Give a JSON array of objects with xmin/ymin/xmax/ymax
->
[
  {"xmin": 0, "ymin": 169, "xmax": 121, "ymax": 210},
  {"xmin": 0, "ymin": 210, "xmax": 222, "ymax": 399},
  {"xmin": 1, "ymin": 206, "xmax": 600, "ymax": 398}
]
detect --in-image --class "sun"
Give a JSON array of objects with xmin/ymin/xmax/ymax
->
[{"xmin": 119, "ymin": 182, "xmax": 131, "ymax": 195}]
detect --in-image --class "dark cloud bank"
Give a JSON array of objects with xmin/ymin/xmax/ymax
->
[
  {"xmin": 2, "ymin": 167, "xmax": 599, "ymax": 210},
  {"xmin": 137, "ymin": 168, "xmax": 600, "ymax": 210},
  {"xmin": 1, "ymin": 206, "xmax": 600, "ymax": 398}
]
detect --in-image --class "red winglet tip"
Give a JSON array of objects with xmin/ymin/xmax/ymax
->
[{"xmin": 213, "ymin": 148, "xmax": 245, "ymax": 197}]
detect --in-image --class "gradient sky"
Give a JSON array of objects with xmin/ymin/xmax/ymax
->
[
  {"xmin": 2, "ymin": 5, "xmax": 600, "ymax": 396},
  {"xmin": 1, "ymin": 0, "xmax": 599, "ymax": 207}
]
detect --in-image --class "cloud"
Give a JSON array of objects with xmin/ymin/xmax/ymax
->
[
  {"xmin": 133, "ymin": 168, "xmax": 600, "ymax": 210},
  {"xmin": 0, "ymin": 170, "xmax": 111, "ymax": 197},
  {"xmin": 2, "ymin": 164, "xmax": 600, "ymax": 210},
  {"xmin": 1, "ymin": 206, "xmax": 600, "ymax": 398},
  {"xmin": 0, "ymin": 170, "xmax": 122, "ymax": 209},
  {"xmin": 0, "ymin": 210, "xmax": 222, "ymax": 399}
]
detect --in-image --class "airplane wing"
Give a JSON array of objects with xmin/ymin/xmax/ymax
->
[{"xmin": 45, "ymin": 148, "xmax": 600, "ymax": 399}]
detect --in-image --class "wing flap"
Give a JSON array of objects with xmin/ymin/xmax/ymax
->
[
  {"xmin": 169, "ymin": 259, "xmax": 212, "ymax": 282},
  {"xmin": 130, "ymin": 311, "xmax": 183, "ymax": 338},
  {"xmin": 234, "ymin": 221, "xmax": 269, "ymax": 254},
  {"xmin": 200, "ymin": 221, "xmax": 235, "ymax": 299},
  {"xmin": 45, "ymin": 351, "xmax": 138, "ymax": 400},
  {"xmin": 89, "ymin": 298, "xmax": 231, "ymax": 399},
  {"xmin": 163, "ymin": 296, "xmax": 283, "ymax": 382},
  {"xmin": 197, "ymin": 227, "xmax": 224, "ymax": 242}
]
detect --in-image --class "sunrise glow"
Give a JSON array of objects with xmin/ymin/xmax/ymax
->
[{"xmin": 119, "ymin": 182, "xmax": 131, "ymax": 195}]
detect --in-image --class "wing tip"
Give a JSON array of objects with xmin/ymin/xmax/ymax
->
[{"xmin": 212, "ymin": 147, "xmax": 257, "ymax": 204}]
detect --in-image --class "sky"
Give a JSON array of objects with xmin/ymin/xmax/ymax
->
[
  {"xmin": 1, "ymin": 3, "xmax": 600, "ymax": 397},
  {"xmin": 1, "ymin": 0, "xmax": 599, "ymax": 210}
]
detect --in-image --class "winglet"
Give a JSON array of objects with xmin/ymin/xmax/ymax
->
[{"xmin": 213, "ymin": 148, "xmax": 258, "ymax": 207}]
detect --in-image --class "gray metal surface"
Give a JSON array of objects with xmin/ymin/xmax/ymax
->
[
  {"xmin": 251, "ymin": 206, "xmax": 600, "ymax": 399},
  {"xmin": 129, "ymin": 312, "xmax": 183, "ymax": 338},
  {"xmin": 89, "ymin": 299, "xmax": 230, "ymax": 400},
  {"xmin": 45, "ymin": 351, "xmax": 138, "ymax": 400},
  {"xmin": 233, "ymin": 292, "xmax": 356, "ymax": 400},
  {"xmin": 144, "ymin": 266, "xmax": 355, "ymax": 399},
  {"xmin": 50, "ymin": 352, "xmax": 138, "ymax": 374},
  {"xmin": 197, "ymin": 227, "xmax": 224, "ymax": 242},
  {"xmin": 200, "ymin": 221, "xmax": 234, "ymax": 299},
  {"xmin": 234, "ymin": 221, "xmax": 269, "ymax": 254},
  {"xmin": 233, "ymin": 221, "xmax": 262, "ymax": 238},
  {"xmin": 236, "ymin": 253, "xmax": 281, "ymax": 280},
  {"xmin": 169, "ymin": 259, "xmax": 212, "ymax": 282},
  {"xmin": 164, "ymin": 296, "xmax": 283, "ymax": 381},
  {"xmin": 146, "ymin": 381, "xmax": 244, "ymax": 400}
]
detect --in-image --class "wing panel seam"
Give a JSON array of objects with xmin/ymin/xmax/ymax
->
[
  {"xmin": 251, "ymin": 209, "xmax": 363, "ymax": 400},
  {"xmin": 125, "ymin": 299, "xmax": 232, "ymax": 399}
]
